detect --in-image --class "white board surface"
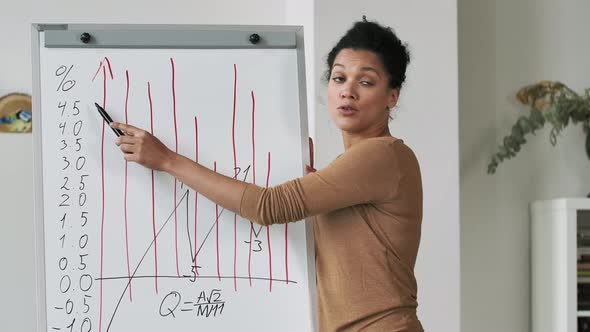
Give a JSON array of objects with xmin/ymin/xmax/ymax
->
[{"xmin": 34, "ymin": 26, "xmax": 315, "ymax": 332}]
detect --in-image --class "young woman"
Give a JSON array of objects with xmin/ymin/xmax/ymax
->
[{"xmin": 112, "ymin": 19, "xmax": 423, "ymax": 332}]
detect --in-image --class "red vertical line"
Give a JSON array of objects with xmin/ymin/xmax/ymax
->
[
  {"xmin": 148, "ymin": 82, "xmax": 159, "ymax": 293},
  {"xmin": 91, "ymin": 61, "xmax": 102, "ymax": 81},
  {"xmin": 247, "ymin": 225, "xmax": 253, "ymax": 286},
  {"xmin": 248, "ymin": 90, "xmax": 256, "ymax": 287},
  {"xmin": 284, "ymin": 224, "xmax": 289, "ymax": 285},
  {"xmin": 284, "ymin": 225, "xmax": 289, "ymax": 285},
  {"xmin": 231, "ymin": 64, "xmax": 238, "ymax": 291},
  {"xmin": 91, "ymin": 57, "xmax": 114, "ymax": 82},
  {"xmin": 124, "ymin": 70, "xmax": 133, "ymax": 302},
  {"xmin": 103, "ymin": 57, "xmax": 114, "ymax": 78},
  {"xmin": 251, "ymin": 91, "xmax": 256, "ymax": 185},
  {"xmin": 171, "ymin": 58, "xmax": 180, "ymax": 278},
  {"xmin": 214, "ymin": 162, "xmax": 221, "ymax": 281},
  {"xmin": 98, "ymin": 66, "xmax": 106, "ymax": 332},
  {"xmin": 233, "ymin": 213, "xmax": 237, "ymax": 290},
  {"xmin": 193, "ymin": 116, "xmax": 199, "ymax": 275},
  {"xmin": 96, "ymin": 57, "xmax": 113, "ymax": 332},
  {"xmin": 266, "ymin": 152, "xmax": 273, "ymax": 292}
]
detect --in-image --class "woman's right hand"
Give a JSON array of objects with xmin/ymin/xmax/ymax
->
[{"xmin": 111, "ymin": 122, "xmax": 176, "ymax": 172}]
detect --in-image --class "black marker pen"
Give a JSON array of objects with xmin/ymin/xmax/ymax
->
[{"xmin": 94, "ymin": 102, "xmax": 124, "ymax": 137}]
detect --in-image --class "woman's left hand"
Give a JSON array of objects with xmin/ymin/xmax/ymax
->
[
  {"xmin": 305, "ymin": 137, "xmax": 316, "ymax": 174},
  {"xmin": 110, "ymin": 122, "xmax": 175, "ymax": 172}
]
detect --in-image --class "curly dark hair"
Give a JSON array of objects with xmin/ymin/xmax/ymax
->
[{"xmin": 325, "ymin": 18, "xmax": 411, "ymax": 90}]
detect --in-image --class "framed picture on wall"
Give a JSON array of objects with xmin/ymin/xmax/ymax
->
[{"xmin": 0, "ymin": 93, "xmax": 32, "ymax": 133}]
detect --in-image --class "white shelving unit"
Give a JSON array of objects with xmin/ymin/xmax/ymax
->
[{"xmin": 531, "ymin": 198, "xmax": 590, "ymax": 332}]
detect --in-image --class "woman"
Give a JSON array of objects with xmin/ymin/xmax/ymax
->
[{"xmin": 112, "ymin": 18, "xmax": 423, "ymax": 332}]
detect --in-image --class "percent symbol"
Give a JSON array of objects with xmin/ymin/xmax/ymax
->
[{"xmin": 56, "ymin": 65, "xmax": 76, "ymax": 92}]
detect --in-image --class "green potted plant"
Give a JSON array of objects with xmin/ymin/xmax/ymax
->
[{"xmin": 487, "ymin": 81, "xmax": 590, "ymax": 174}]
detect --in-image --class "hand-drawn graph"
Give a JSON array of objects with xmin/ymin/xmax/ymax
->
[{"xmin": 40, "ymin": 46, "xmax": 314, "ymax": 332}]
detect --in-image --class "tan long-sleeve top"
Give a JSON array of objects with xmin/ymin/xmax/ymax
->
[{"xmin": 239, "ymin": 136, "xmax": 423, "ymax": 332}]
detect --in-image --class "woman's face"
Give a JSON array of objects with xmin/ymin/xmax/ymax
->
[{"xmin": 327, "ymin": 48, "xmax": 398, "ymax": 137}]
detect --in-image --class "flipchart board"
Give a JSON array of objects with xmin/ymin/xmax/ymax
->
[{"xmin": 32, "ymin": 24, "xmax": 316, "ymax": 332}]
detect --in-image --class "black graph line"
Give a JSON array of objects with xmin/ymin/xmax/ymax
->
[
  {"xmin": 105, "ymin": 189, "xmax": 191, "ymax": 331},
  {"xmin": 181, "ymin": 183, "xmax": 227, "ymax": 266},
  {"xmin": 193, "ymin": 205, "xmax": 227, "ymax": 263},
  {"xmin": 185, "ymin": 191, "xmax": 194, "ymax": 264},
  {"xmin": 97, "ymin": 275, "xmax": 297, "ymax": 284},
  {"xmin": 104, "ymin": 186, "xmax": 298, "ymax": 331},
  {"xmin": 251, "ymin": 223, "xmax": 265, "ymax": 238}
]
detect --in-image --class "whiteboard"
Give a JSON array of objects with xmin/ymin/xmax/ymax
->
[{"xmin": 32, "ymin": 25, "xmax": 315, "ymax": 332}]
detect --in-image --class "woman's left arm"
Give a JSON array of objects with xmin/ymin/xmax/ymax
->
[{"xmin": 111, "ymin": 122, "xmax": 248, "ymax": 214}]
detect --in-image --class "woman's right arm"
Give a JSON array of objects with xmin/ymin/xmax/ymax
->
[{"xmin": 112, "ymin": 122, "xmax": 250, "ymax": 215}]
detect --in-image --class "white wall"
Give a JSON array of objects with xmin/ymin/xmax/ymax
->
[
  {"xmin": 459, "ymin": 0, "xmax": 590, "ymax": 331},
  {"xmin": 1, "ymin": 1, "xmax": 460, "ymax": 331},
  {"xmin": 1, "ymin": 2, "xmax": 36, "ymax": 331},
  {"xmin": 285, "ymin": 0, "xmax": 315, "ymax": 138},
  {"xmin": 0, "ymin": 135, "xmax": 34, "ymax": 327},
  {"xmin": 314, "ymin": 1, "xmax": 460, "ymax": 331}
]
